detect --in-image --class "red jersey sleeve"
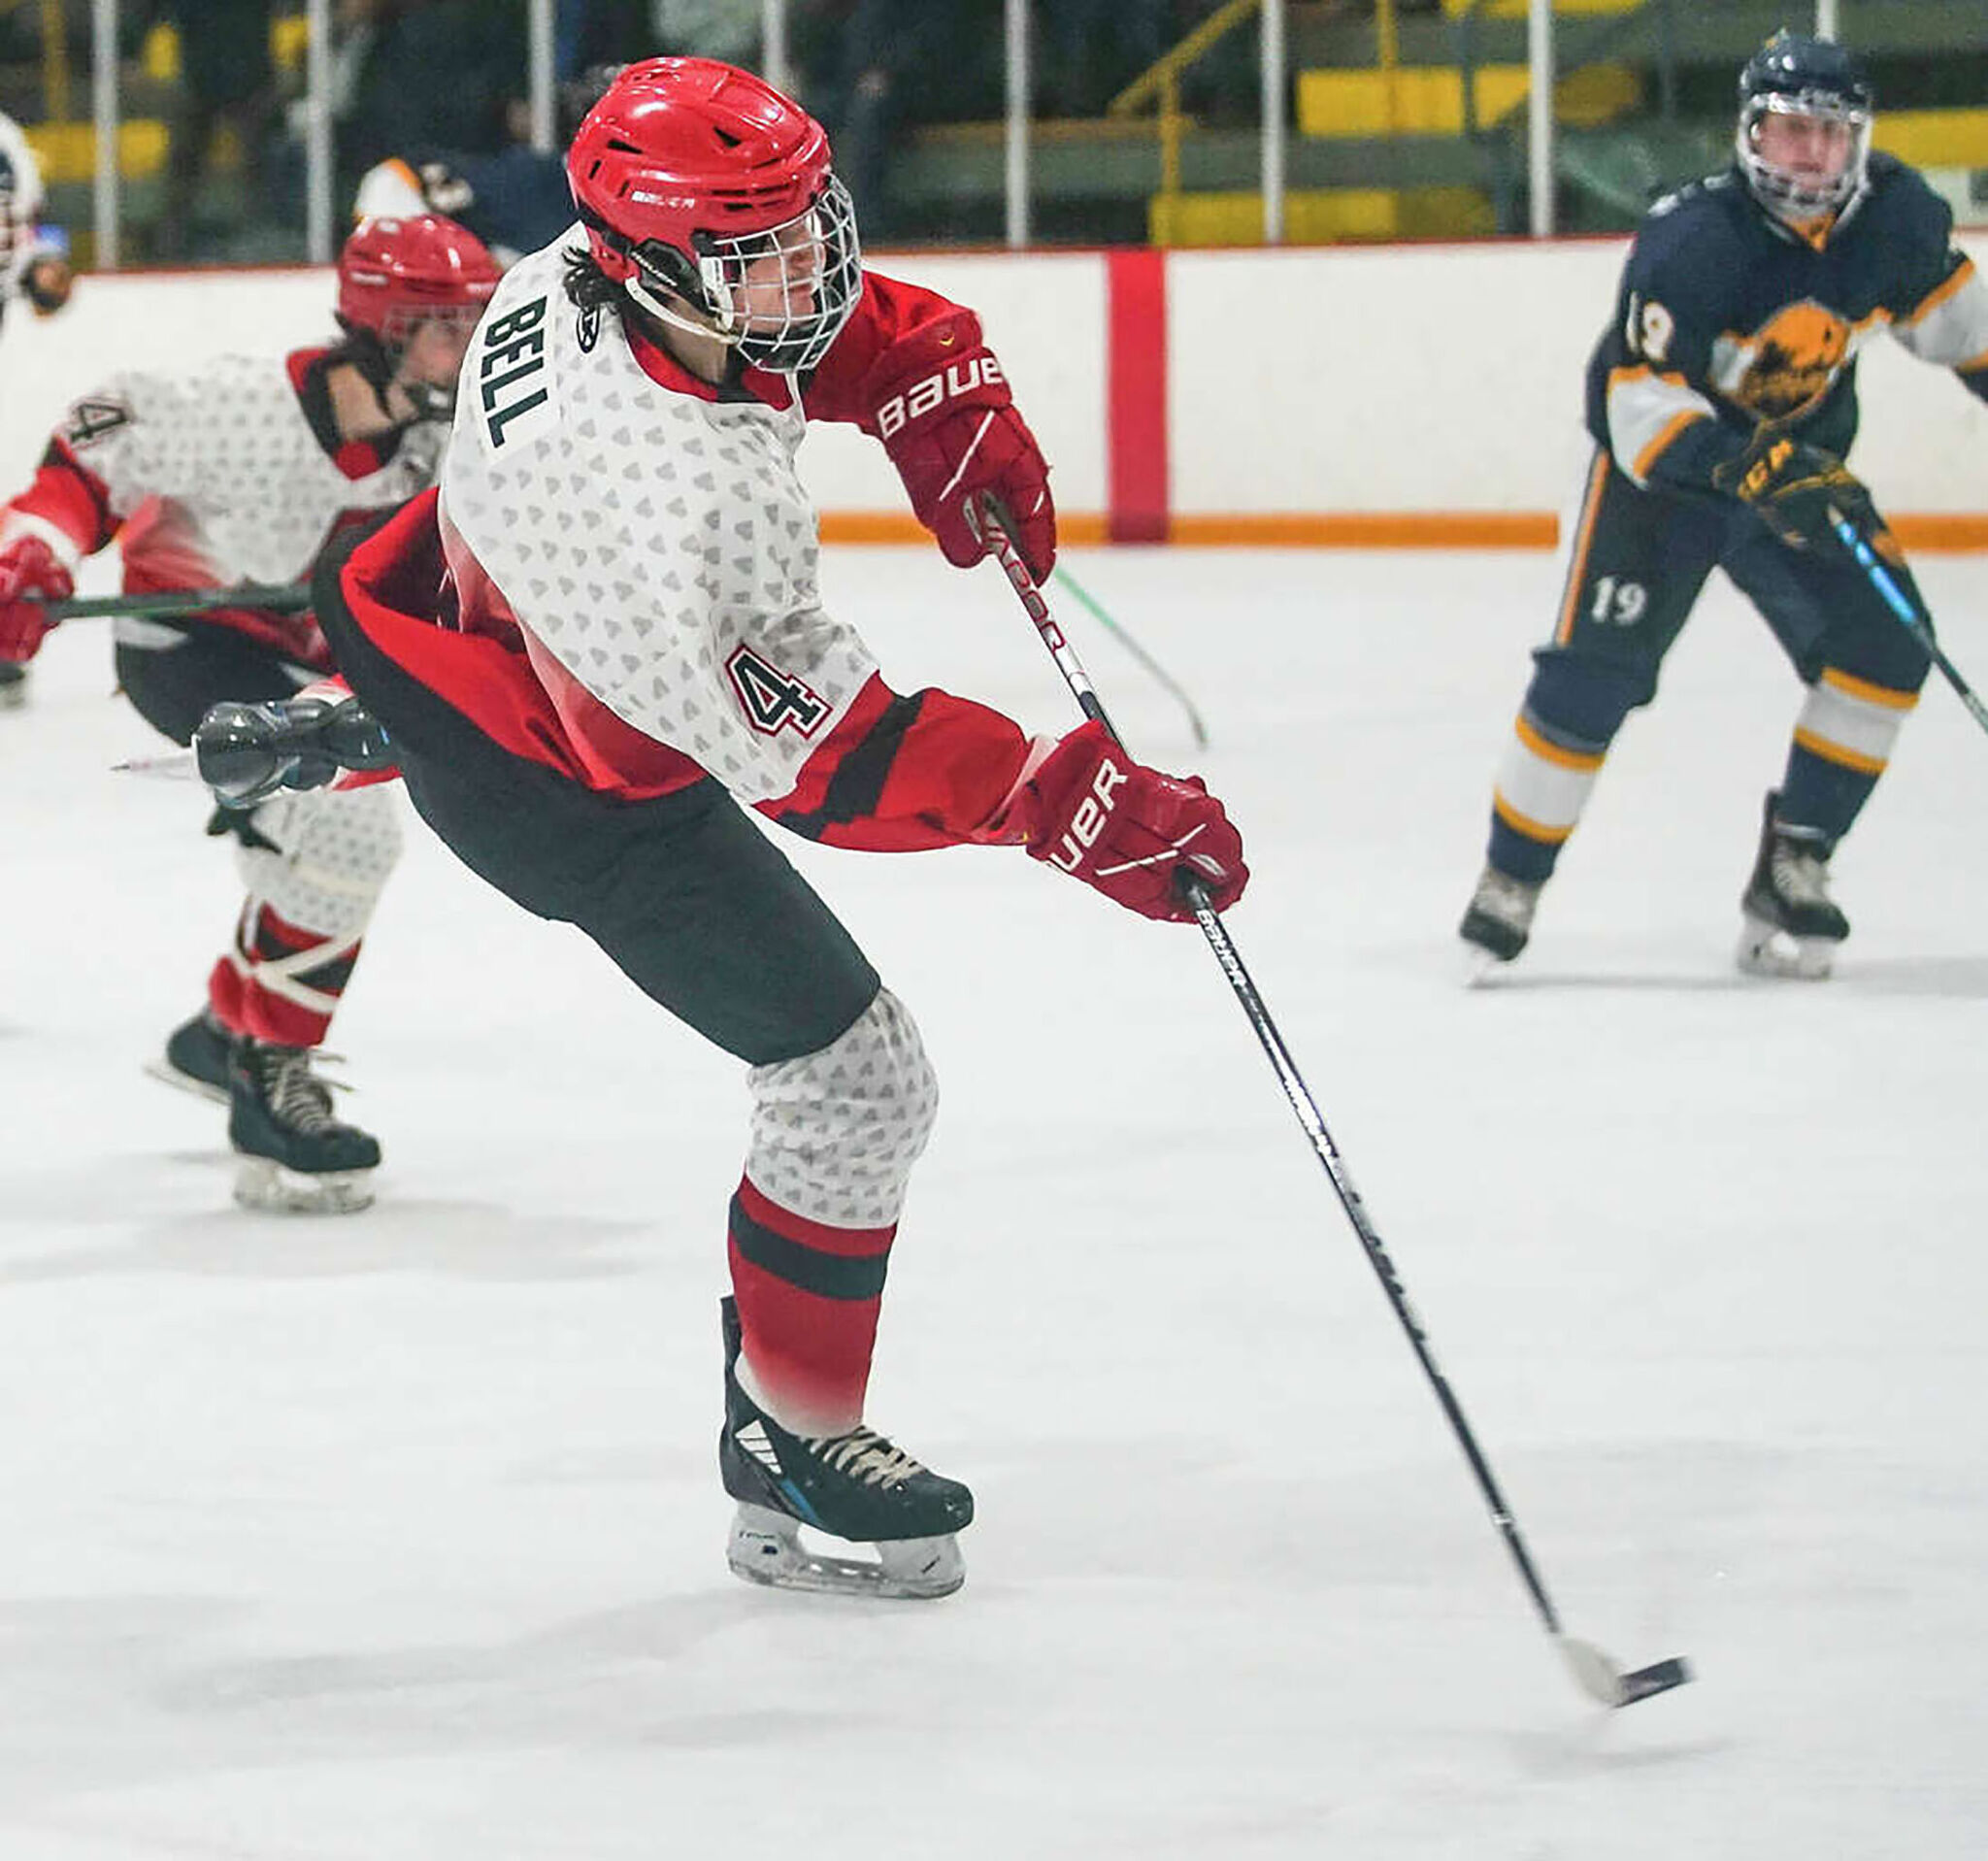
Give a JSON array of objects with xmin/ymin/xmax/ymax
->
[
  {"xmin": 801, "ymin": 269, "xmax": 979, "ymax": 430},
  {"xmin": 6, "ymin": 438, "xmax": 120, "ymax": 559},
  {"xmin": 760, "ymin": 672, "xmax": 1036, "ymax": 851}
]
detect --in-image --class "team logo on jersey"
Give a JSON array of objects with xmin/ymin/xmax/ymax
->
[
  {"xmin": 726, "ymin": 645, "xmax": 830, "ymax": 737},
  {"xmin": 63, "ymin": 397, "xmax": 132, "ymax": 449},
  {"xmin": 1725, "ymin": 301, "xmax": 1851, "ymax": 419}
]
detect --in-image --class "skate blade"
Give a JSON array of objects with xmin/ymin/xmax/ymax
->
[
  {"xmin": 1736, "ymin": 913, "xmax": 1835, "ymax": 980},
  {"xmin": 142, "ymin": 1055, "xmax": 230, "ymax": 1107},
  {"xmin": 232, "ymin": 1155, "xmax": 375, "ymax": 1215},
  {"xmin": 1461, "ymin": 941, "xmax": 1516, "ymax": 988},
  {"xmin": 726, "ymin": 1503, "xmax": 965, "ymax": 1601},
  {"xmin": 0, "ymin": 681, "xmax": 25, "ymax": 712}
]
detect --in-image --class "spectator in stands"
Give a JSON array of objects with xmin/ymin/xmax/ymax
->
[
  {"xmin": 148, "ymin": 0, "xmax": 283, "ymax": 260},
  {"xmin": 649, "ymin": 0, "xmax": 759, "ymax": 66},
  {"xmin": 330, "ymin": 0, "xmax": 524, "ymax": 200},
  {"xmin": 554, "ymin": 0, "xmax": 654, "ymax": 79},
  {"xmin": 1035, "ymin": 0, "xmax": 1171, "ymax": 117}
]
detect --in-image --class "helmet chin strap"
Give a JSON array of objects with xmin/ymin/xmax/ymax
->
[{"xmin": 624, "ymin": 270, "xmax": 747, "ymax": 357}]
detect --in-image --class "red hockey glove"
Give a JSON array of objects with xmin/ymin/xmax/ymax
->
[
  {"xmin": 863, "ymin": 310, "xmax": 1056, "ymax": 578},
  {"xmin": 0, "ymin": 530, "xmax": 75, "ymax": 661},
  {"xmin": 1017, "ymin": 720, "xmax": 1247, "ymax": 922}
]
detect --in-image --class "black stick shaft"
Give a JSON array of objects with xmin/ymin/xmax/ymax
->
[
  {"xmin": 976, "ymin": 505, "xmax": 1570, "ymax": 1642},
  {"xmin": 44, "ymin": 582, "xmax": 313, "ymax": 622}
]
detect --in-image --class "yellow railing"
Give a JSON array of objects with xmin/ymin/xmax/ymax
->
[
  {"xmin": 1109, "ymin": 0, "xmax": 1406, "ymax": 225},
  {"xmin": 1108, "ymin": 0, "xmax": 1261, "ymax": 201}
]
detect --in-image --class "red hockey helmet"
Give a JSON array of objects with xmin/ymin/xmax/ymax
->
[
  {"xmin": 566, "ymin": 57, "xmax": 862, "ymax": 375},
  {"xmin": 336, "ymin": 213, "xmax": 502, "ymax": 350}
]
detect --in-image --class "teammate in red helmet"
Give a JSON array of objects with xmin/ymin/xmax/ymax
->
[
  {"xmin": 0, "ymin": 214, "xmax": 501, "ymax": 1213},
  {"xmin": 196, "ymin": 60, "xmax": 1247, "ymax": 1594}
]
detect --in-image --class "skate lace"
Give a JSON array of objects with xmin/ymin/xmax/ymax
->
[
  {"xmin": 251, "ymin": 1045, "xmax": 349, "ymax": 1135},
  {"xmin": 1770, "ymin": 837, "xmax": 1835, "ymax": 909},
  {"xmin": 808, "ymin": 1427, "xmax": 926, "ymax": 1489}
]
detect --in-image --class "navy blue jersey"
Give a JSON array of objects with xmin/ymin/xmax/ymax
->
[{"xmin": 1585, "ymin": 153, "xmax": 1988, "ymax": 494}]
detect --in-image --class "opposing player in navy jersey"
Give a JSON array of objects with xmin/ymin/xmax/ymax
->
[{"xmin": 1459, "ymin": 31, "xmax": 1988, "ymax": 980}]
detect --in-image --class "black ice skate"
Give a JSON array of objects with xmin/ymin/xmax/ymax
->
[
  {"xmin": 145, "ymin": 1008, "xmax": 235, "ymax": 1105},
  {"xmin": 227, "ymin": 1040, "xmax": 380, "ymax": 1213},
  {"xmin": 718, "ymin": 1296, "xmax": 972, "ymax": 1601},
  {"xmin": 1459, "ymin": 862, "xmax": 1543, "ymax": 977},
  {"xmin": 1738, "ymin": 789, "xmax": 1849, "ymax": 980},
  {"xmin": 0, "ymin": 661, "xmax": 26, "ymax": 711}
]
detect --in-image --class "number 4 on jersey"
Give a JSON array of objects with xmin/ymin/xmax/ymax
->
[{"xmin": 727, "ymin": 645, "xmax": 829, "ymax": 736}]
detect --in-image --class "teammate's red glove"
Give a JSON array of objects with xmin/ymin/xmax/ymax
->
[
  {"xmin": 1016, "ymin": 720, "xmax": 1247, "ymax": 921},
  {"xmin": 0, "ymin": 530, "xmax": 74, "ymax": 661},
  {"xmin": 863, "ymin": 309, "xmax": 1056, "ymax": 578}
]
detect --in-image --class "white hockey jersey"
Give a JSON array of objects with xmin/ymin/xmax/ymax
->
[
  {"xmin": 6, "ymin": 348, "xmax": 447, "ymax": 666},
  {"xmin": 438, "ymin": 235, "xmax": 883, "ymax": 806}
]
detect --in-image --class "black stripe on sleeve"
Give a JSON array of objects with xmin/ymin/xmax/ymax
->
[{"xmin": 775, "ymin": 689, "xmax": 927, "ymax": 842}]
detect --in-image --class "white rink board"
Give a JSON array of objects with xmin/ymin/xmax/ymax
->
[{"xmin": 3, "ymin": 234, "xmax": 1986, "ymax": 522}]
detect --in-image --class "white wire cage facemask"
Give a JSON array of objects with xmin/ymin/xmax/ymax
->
[
  {"xmin": 624, "ymin": 176, "xmax": 863, "ymax": 377},
  {"xmin": 1737, "ymin": 91, "xmax": 1872, "ymax": 221}
]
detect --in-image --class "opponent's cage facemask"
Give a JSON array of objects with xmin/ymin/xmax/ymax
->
[
  {"xmin": 340, "ymin": 302, "xmax": 488, "ymax": 424},
  {"xmin": 616, "ymin": 177, "xmax": 863, "ymax": 377},
  {"xmin": 1738, "ymin": 90, "xmax": 1872, "ymax": 221}
]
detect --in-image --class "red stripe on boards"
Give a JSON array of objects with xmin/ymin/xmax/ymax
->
[{"xmin": 1106, "ymin": 249, "xmax": 1169, "ymax": 544}]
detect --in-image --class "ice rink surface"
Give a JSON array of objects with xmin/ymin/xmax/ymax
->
[{"xmin": 4, "ymin": 540, "xmax": 1986, "ymax": 1858}]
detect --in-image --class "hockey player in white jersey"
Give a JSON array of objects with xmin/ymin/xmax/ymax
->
[
  {"xmin": 193, "ymin": 58, "xmax": 1249, "ymax": 1594},
  {"xmin": 0, "ymin": 213, "xmax": 501, "ymax": 1212},
  {"xmin": 0, "ymin": 107, "xmax": 75, "ymax": 711}
]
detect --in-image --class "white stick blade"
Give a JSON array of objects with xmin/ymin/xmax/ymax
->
[{"xmin": 1557, "ymin": 1635, "xmax": 1629, "ymax": 1706}]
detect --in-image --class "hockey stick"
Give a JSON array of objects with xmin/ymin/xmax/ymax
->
[
  {"xmin": 1051, "ymin": 563, "xmax": 1210, "ymax": 750},
  {"xmin": 1828, "ymin": 506, "xmax": 1988, "ymax": 737},
  {"xmin": 44, "ymin": 582, "xmax": 313, "ymax": 622},
  {"xmin": 973, "ymin": 497, "xmax": 1692, "ymax": 1711}
]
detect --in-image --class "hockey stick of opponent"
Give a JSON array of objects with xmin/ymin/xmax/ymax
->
[
  {"xmin": 972, "ymin": 494, "xmax": 1692, "ymax": 1713},
  {"xmin": 44, "ymin": 581, "xmax": 314, "ymax": 622},
  {"xmin": 1050, "ymin": 563, "xmax": 1210, "ymax": 749},
  {"xmin": 1828, "ymin": 505, "xmax": 1988, "ymax": 738}
]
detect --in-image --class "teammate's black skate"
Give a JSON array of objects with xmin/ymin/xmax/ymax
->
[
  {"xmin": 718, "ymin": 1295, "xmax": 971, "ymax": 1600},
  {"xmin": 227, "ymin": 1040, "xmax": 380, "ymax": 1213},
  {"xmin": 1738, "ymin": 789, "xmax": 1849, "ymax": 980},
  {"xmin": 146, "ymin": 1007, "xmax": 235, "ymax": 1104},
  {"xmin": 0, "ymin": 661, "xmax": 26, "ymax": 710},
  {"xmin": 1460, "ymin": 862, "xmax": 1543, "ymax": 977}
]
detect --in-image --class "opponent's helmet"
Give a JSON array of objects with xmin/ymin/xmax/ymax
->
[
  {"xmin": 336, "ymin": 213, "xmax": 502, "ymax": 350},
  {"xmin": 1736, "ymin": 30, "xmax": 1873, "ymax": 221},
  {"xmin": 566, "ymin": 57, "xmax": 862, "ymax": 375}
]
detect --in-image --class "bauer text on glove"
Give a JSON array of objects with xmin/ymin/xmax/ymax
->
[
  {"xmin": 1008, "ymin": 720, "xmax": 1247, "ymax": 921},
  {"xmin": 862, "ymin": 309, "xmax": 1055, "ymax": 578}
]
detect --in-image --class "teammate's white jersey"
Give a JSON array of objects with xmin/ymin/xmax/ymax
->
[
  {"xmin": 439, "ymin": 234, "xmax": 880, "ymax": 805},
  {"xmin": 65, "ymin": 353, "xmax": 442, "ymax": 586}
]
